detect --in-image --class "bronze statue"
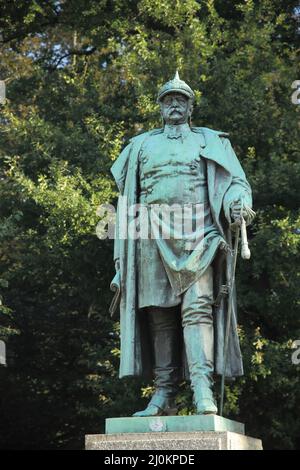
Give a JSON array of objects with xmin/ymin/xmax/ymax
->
[{"xmin": 110, "ymin": 72, "xmax": 255, "ymax": 417}]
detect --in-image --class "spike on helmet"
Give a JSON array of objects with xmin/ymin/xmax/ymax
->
[{"xmin": 157, "ymin": 71, "xmax": 195, "ymax": 102}]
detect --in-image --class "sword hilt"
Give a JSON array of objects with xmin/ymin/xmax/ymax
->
[{"xmin": 241, "ymin": 216, "xmax": 251, "ymax": 259}]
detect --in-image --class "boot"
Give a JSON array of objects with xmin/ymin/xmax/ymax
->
[
  {"xmin": 132, "ymin": 389, "xmax": 178, "ymax": 417},
  {"xmin": 133, "ymin": 307, "xmax": 181, "ymax": 417},
  {"xmin": 183, "ymin": 320, "xmax": 218, "ymax": 415}
]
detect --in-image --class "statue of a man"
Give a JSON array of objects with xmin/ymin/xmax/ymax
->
[{"xmin": 110, "ymin": 72, "xmax": 254, "ymax": 417}]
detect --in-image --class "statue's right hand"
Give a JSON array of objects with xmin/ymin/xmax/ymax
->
[{"xmin": 115, "ymin": 259, "xmax": 120, "ymax": 272}]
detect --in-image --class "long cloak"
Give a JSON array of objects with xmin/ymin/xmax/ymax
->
[{"xmin": 110, "ymin": 126, "xmax": 253, "ymax": 379}]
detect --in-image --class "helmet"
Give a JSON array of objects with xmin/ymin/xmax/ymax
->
[{"xmin": 157, "ymin": 71, "xmax": 195, "ymax": 102}]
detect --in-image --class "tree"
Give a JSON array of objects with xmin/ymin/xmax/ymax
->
[{"xmin": 0, "ymin": 0, "xmax": 299, "ymax": 449}]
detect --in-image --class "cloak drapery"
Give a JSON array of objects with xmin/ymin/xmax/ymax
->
[{"xmin": 110, "ymin": 127, "xmax": 253, "ymax": 379}]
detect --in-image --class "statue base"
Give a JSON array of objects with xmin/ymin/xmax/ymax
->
[{"xmin": 85, "ymin": 415, "xmax": 263, "ymax": 450}]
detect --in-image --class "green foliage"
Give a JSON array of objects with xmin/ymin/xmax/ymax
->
[{"xmin": 0, "ymin": 0, "xmax": 299, "ymax": 449}]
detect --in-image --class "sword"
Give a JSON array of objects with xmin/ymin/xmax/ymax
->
[
  {"xmin": 219, "ymin": 221, "xmax": 240, "ymax": 417},
  {"xmin": 219, "ymin": 199, "xmax": 255, "ymax": 416}
]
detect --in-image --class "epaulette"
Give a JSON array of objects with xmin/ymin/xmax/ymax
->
[
  {"xmin": 149, "ymin": 128, "xmax": 164, "ymax": 135},
  {"xmin": 128, "ymin": 131, "xmax": 148, "ymax": 143},
  {"xmin": 191, "ymin": 127, "xmax": 229, "ymax": 137},
  {"xmin": 129, "ymin": 128, "xmax": 163, "ymax": 143}
]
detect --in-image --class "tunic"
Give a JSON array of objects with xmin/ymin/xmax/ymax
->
[{"xmin": 137, "ymin": 124, "xmax": 226, "ymax": 308}]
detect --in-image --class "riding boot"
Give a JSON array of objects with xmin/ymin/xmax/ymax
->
[
  {"xmin": 133, "ymin": 306, "xmax": 181, "ymax": 417},
  {"xmin": 183, "ymin": 319, "xmax": 218, "ymax": 414}
]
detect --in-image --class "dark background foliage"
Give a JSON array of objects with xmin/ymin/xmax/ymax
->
[{"xmin": 0, "ymin": 0, "xmax": 299, "ymax": 449}]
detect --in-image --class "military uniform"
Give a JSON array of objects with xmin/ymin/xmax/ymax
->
[
  {"xmin": 137, "ymin": 123, "xmax": 226, "ymax": 309},
  {"xmin": 110, "ymin": 72, "xmax": 254, "ymax": 417}
]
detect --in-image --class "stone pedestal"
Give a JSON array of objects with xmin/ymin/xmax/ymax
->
[{"xmin": 85, "ymin": 415, "xmax": 263, "ymax": 450}]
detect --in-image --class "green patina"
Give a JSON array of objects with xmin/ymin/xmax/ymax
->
[{"xmin": 110, "ymin": 73, "xmax": 255, "ymax": 417}]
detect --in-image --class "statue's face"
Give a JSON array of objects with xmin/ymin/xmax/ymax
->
[{"xmin": 160, "ymin": 92, "xmax": 193, "ymax": 125}]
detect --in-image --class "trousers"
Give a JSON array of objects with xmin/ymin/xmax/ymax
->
[{"xmin": 142, "ymin": 265, "xmax": 214, "ymax": 393}]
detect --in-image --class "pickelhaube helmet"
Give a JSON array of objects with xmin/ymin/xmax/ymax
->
[{"xmin": 157, "ymin": 71, "xmax": 195, "ymax": 102}]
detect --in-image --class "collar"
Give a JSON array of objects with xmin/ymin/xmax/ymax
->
[{"xmin": 163, "ymin": 123, "xmax": 191, "ymax": 140}]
